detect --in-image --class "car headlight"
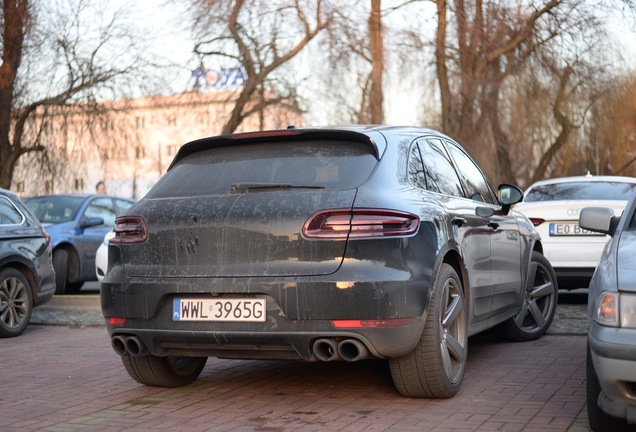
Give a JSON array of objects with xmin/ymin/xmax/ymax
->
[{"xmin": 594, "ymin": 292, "xmax": 636, "ymax": 328}]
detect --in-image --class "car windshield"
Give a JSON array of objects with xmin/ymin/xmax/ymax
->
[
  {"xmin": 147, "ymin": 140, "xmax": 378, "ymax": 198},
  {"xmin": 24, "ymin": 196, "xmax": 85, "ymax": 224},
  {"xmin": 525, "ymin": 181, "xmax": 636, "ymax": 202}
]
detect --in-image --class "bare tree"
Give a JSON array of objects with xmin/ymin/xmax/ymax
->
[
  {"xmin": 431, "ymin": 0, "xmax": 616, "ymax": 186},
  {"xmin": 0, "ymin": 0, "xmax": 157, "ymax": 190},
  {"xmin": 188, "ymin": 0, "xmax": 333, "ymax": 134}
]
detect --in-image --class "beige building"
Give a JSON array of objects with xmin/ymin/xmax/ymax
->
[{"xmin": 14, "ymin": 91, "xmax": 302, "ymax": 199}]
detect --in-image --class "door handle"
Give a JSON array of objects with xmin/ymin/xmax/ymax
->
[
  {"xmin": 487, "ymin": 221, "xmax": 500, "ymax": 230},
  {"xmin": 452, "ymin": 217, "xmax": 467, "ymax": 227}
]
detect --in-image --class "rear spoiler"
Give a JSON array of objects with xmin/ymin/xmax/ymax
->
[{"xmin": 167, "ymin": 128, "xmax": 383, "ymax": 171}]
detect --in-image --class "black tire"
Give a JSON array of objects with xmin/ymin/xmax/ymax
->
[
  {"xmin": 65, "ymin": 281, "xmax": 84, "ymax": 294},
  {"xmin": 587, "ymin": 344, "xmax": 632, "ymax": 432},
  {"xmin": 389, "ymin": 263, "xmax": 467, "ymax": 398},
  {"xmin": 121, "ymin": 354, "xmax": 207, "ymax": 387},
  {"xmin": 499, "ymin": 251, "xmax": 558, "ymax": 342},
  {"xmin": 52, "ymin": 249, "xmax": 68, "ymax": 295},
  {"xmin": 0, "ymin": 268, "xmax": 33, "ymax": 338}
]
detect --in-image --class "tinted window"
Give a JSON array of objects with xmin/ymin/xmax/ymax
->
[
  {"xmin": 446, "ymin": 142, "xmax": 495, "ymax": 204},
  {"xmin": 148, "ymin": 140, "xmax": 378, "ymax": 198},
  {"xmin": 25, "ymin": 196, "xmax": 85, "ymax": 224},
  {"xmin": 418, "ymin": 139, "xmax": 464, "ymax": 197},
  {"xmin": 525, "ymin": 181, "xmax": 636, "ymax": 202},
  {"xmin": 0, "ymin": 197, "xmax": 24, "ymax": 225},
  {"xmin": 408, "ymin": 144, "xmax": 427, "ymax": 189}
]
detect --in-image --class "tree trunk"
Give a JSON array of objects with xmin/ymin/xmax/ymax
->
[{"xmin": 368, "ymin": 0, "xmax": 384, "ymax": 124}]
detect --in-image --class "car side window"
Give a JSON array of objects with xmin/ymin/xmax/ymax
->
[
  {"xmin": 445, "ymin": 142, "xmax": 495, "ymax": 204},
  {"xmin": 84, "ymin": 198, "xmax": 117, "ymax": 227},
  {"xmin": 408, "ymin": 144, "xmax": 427, "ymax": 189},
  {"xmin": 0, "ymin": 197, "xmax": 24, "ymax": 225},
  {"xmin": 418, "ymin": 139, "xmax": 464, "ymax": 197}
]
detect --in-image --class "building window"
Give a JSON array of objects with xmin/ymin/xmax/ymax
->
[
  {"xmin": 135, "ymin": 116, "xmax": 145, "ymax": 129},
  {"xmin": 167, "ymin": 144, "xmax": 177, "ymax": 156},
  {"xmin": 167, "ymin": 117, "xmax": 177, "ymax": 127},
  {"xmin": 45, "ymin": 181, "xmax": 53, "ymax": 194},
  {"xmin": 15, "ymin": 181, "xmax": 25, "ymax": 193},
  {"xmin": 135, "ymin": 146, "xmax": 146, "ymax": 159},
  {"xmin": 75, "ymin": 178, "xmax": 84, "ymax": 191}
]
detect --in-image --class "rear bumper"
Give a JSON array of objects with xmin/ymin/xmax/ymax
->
[
  {"xmin": 106, "ymin": 319, "xmax": 425, "ymax": 361},
  {"xmin": 101, "ymin": 268, "xmax": 431, "ymax": 360}
]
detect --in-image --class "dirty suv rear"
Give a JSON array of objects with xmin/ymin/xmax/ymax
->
[{"xmin": 101, "ymin": 126, "xmax": 556, "ymax": 398}]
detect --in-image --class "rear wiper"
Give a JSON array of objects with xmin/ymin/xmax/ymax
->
[{"xmin": 229, "ymin": 183, "xmax": 325, "ymax": 194}]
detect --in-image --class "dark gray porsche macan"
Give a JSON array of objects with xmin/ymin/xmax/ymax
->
[{"xmin": 101, "ymin": 126, "xmax": 558, "ymax": 398}]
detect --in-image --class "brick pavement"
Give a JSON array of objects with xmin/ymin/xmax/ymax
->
[{"xmin": 1, "ymin": 296, "xmax": 592, "ymax": 432}]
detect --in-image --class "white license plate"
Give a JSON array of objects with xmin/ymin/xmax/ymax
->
[
  {"xmin": 549, "ymin": 223, "xmax": 604, "ymax": 237},
  {"xmin": 173, "ymin": 298, "xmax": 266, "ymax": 322}
]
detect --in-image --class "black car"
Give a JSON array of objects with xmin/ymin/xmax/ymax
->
[
  {"xmin": 25, "ymin": 194, "xmax": 135, "ymax": 294},
  {"xmin": 101, "ymin": 126, "xmax": 558, "ymax": 397},
  {"xmin": 0, "ymin": 188, "xmax": 56, "ymax": 337}
]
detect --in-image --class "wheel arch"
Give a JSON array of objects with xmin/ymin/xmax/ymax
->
[{"xmin": 0, "ymin": 260, "xmax": 37, "ymax": 300}]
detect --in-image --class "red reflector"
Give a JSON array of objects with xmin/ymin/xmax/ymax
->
[
  {"xmin": 332, "ymin": 318, "xmax": 414, "ymax": 328},
  {"xmin": 111, "ymin": 216, "xmax": 148, "ymax": 244},
  {"xmin": 529, "ymin": 218, "xmax": 545, "ymax": 227},
  {"xmin": 302, "ymin": 209, "xmax": 419, "ymax": 239},
  {"xmin": 108, "ymin": 317, "xmax": 126, "ymax": 325},
  {"xmin": 44, "ymin": 231, "xmax": 51, "ymax": 246}
]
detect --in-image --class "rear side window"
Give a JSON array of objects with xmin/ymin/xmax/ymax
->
[
  {"xmin": 418, "ymin": 139, "xmax": 464, "ymax": 197},
  {"xmin": 0, "ymin": 197, "xmax": 24, "ymax": 225},
  {"xmin": 147, "ymin": 140, "xmax": 378, "ymax": 198},
  {"xmin": 525, "ymin": 181, "xmax": 636, "ymax": 202}
]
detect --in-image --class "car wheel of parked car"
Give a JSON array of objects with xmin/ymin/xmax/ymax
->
[
  {"xmin": 499, "ymin": 251, "xmax": 558, "ymax": 342},
  {"xmin": 0, "ymin": 268, "xmax": 34, "ymax": 338},
  {"xmin": 65, "ymin": 281, "xmax": 84, "ymax": 294},
  {"xmin": 586, "ymin": 344, "xmax": 631, "ymax": 432},
  {"xmin": 389, "ymin": 263, "xmax": 467, "ymax": 398},
  {"xmin": 52, "ymin": 249, "xmax": 68, "ymax": 295},
  {"xmin": 121, "ymin": 354, "xmax": 208, "ymax": 387}
]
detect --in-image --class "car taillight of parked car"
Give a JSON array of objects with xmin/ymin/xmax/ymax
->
[
  {"xmin": 111, "ymin": 216, "xmax": 148, "ymax": 244},
  {"xmin": 529, "ymin": 218, "xmax": 545, "ymax": 226},
  {"xmin": 44, "ymin": 231, "xmax": 51, "ymax": 246},
  {"xmin": 302, "ymin": 209, "xmax": 420, "ymax": 239}
]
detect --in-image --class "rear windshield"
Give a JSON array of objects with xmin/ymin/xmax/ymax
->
[
  {"xmin": 525, "ymin": 181, "xmax": 636, "ymax": 202},
  {"xmin": 147, "ymin": 140, "xmax": 378, "ymax": 198}
]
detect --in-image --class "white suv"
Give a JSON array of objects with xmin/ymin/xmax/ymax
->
[{"xmin": 515, "ymin": 175, "xmax": 636, "ymax": 289}]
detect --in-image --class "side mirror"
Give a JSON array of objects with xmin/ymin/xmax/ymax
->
[
  {"xmin": 579, "ymin": 207, "xmax": 619, "ymax": 237},
  {"xmin": 498, "ymin": 184, "xmax": 524, "ymax": 215},
  {"xmin": 80, "ymin": 217, "xmax": 105, "ymax": 229}
]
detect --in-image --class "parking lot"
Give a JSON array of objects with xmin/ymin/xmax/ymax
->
[{"xmin": 0, "ymin": 285, "xmax": 593, "ymax": 432}]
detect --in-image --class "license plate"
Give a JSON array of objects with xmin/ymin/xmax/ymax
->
[
  {"xmin": 549, "ymin": 223, "xmax": 604, "ymax": 237},
  {"xmin": 173, "ymin": 298, "xmax": 266, "ymax": 322}
]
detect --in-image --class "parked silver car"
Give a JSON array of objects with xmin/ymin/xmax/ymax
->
[{"xmin": 579, "ymin": 196, "xmax": 636, "ymax": 431}]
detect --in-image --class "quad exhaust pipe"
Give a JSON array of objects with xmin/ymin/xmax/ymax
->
[
  {"xmin": 111, "ymin": 335, "xmax": 147, "ymax": 357},
  {"xmin": 312, "ymin": 338, "xmax": 369, "ymax": 362}
]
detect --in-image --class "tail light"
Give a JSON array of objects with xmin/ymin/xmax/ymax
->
[
  {"xmin": 529, "ymin": 218, "xmax": 544, "ymax": 226},
  {"xmin": 302, "ymin": 209, "xmax": 420, "ymax": 239},
  {"xmin": 43, "ymin": 230, "xmax": 51, "ymax": 246},
  {"xmin": 111, "ymin": 216, "xmax": 148, "ymax": 244}
]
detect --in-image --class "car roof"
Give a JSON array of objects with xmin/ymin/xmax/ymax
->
[
  {"xmin": 170, "ymin": 125, "xmax": 452, "ymax": 171},
  {"xmin": 527, "ymin": 175, "xmax": 636, "ymax": 189}
]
